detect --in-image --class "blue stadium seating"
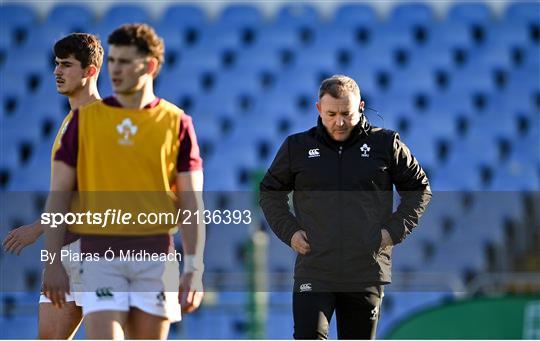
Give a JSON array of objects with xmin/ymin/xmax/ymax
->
[
  {"xmin": 447, "ymin": 2, "xmax": 493, "ymax": 25},
  {"xmin": 332, "ymin": 3, "xmax": 379, "ymax": 27},
  {"xmin": 45, "ymin": 3, "xmax": 94, "ymax": 28},
  {"xmin": 100, "ymin": 4, "xmax": 151, "ymax": 28},
  {"xmin": 388, "ymin": 2, "xmax": 436, "ymax": 26},
  {"xmin": 274, "ymin": 4, "xmax": 320, "ymax": 29},
  {"xmin": 0, "ymin": 3, "xmax": 36, "ymax": 30},
  {"xmin": 159, "ymin": 4, "xmax": 206, "ymax": 28},
  {"xmin": 505, "ymin": 1, "xmax": 540, "ymax": 24},
  {"xmin": 218, "ymin": 4, "xmax": 264, "ymax": 29}
]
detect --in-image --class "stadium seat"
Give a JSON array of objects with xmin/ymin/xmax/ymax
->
[
  {"xmin": 485, "ymin": 20, "xmax": 534, "ymax": 50},
  {"xmin": 203, "ymin": 160, "xmax": 240, "ymax": 192},
  {"xmin": 3, "ymin": 114, "xmax": 42, "ymax": 146},
  {"xmin": 204, "ymin": 222, "xmax": 249, "ymax": 273},
  {"xmin": 345, "ymin": 45, "xmax": 395, "ymax": 77},
  {"xmin": 332, "ymin": 3, "xmax": 379, "ymax": 28},
  {"xmin": 45, "ymin": 3, "xmax": 94, "ymax": 28},
  {"xmin": 390, "ymin": 68, "xmax": 436, "ymax": 94},
  {"xmin": 447, "ymin": 2, "xmax": 493, "ymax": 26},
  {"xmin": 391, "ymin": 235, "xmax": 428, "ymax": 272},
  {"xmin": 100, "ymin": 4, "xmax": 151, "ymax": 28},
  {"xmin": 426, "ymin": 237, "xmax": 489, "ymax": 280},
  {"xmin": 388, "ymin": 2, "xmax": 436, "ymax": 26},
  {"xmin": 490, "ymin": 156, "xmax": 539, "ymax": 191},
  {"xmin": 371, "ymin": 23, "xmax": 416, "ymax": 51},
  {"xmin": 218, "ymin": 4, "xmax": 264, "ymax": 29},
  {"xmin": 252, "ymin": 24, "xmax": 301, "ymax": 51},
  {"xmin": 504, "ymin": 1, "xmax": 540, "ymax": 25},
  {"xmin": 274, "ymin": 3, "xmax": 320, "ymax": 29},
  {"xmin": 160, "ymin": 4, "xmax": 206, "ymax": 27},
  {"xmin": 177, "ymin": 45, "xmax": 226, "ymax": 71},
  {"xmin": 470, "ymin": 44, "xmax": 514, "ymax": 73},
  {"xmin": 311, "ymin": 25, "xmax": 356, "ymax": 51},
  {"xmin": 0, "ymin": 3, "xmax": 36, "ymax": 30},
  {"xmin": 233, "ymin": 46, "xmax": 282, "ymax": 74},
  {"xmin": 2, "ymin": 47, "xmax": 53, "ymax": 79},
  {"xmin": 154, "ymin": 23, "xmax": 186, "ymax": 50},
  {"xmin": 197, "ymin": 25, "xmax": 245, "ymax": 51},
  {"xmin": 430, "ymin": 161, "xmax": 483, "ymax": 191},
  {"xmin": 291, "ymin": 45, "xmax": 339, "ymax": 72},
  {"xmin": 427, "ymin": 21, "xmax": 474, "ymax": 49},
  {"xmin": 400, "ymin": 133, "xmax": 439, "ymax": 170}
]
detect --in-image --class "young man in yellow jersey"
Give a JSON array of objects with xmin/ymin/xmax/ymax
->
[
  {"xmin": 42, "ymin": 24, "xmax": 205, "ymax": 339},
  {"xmin": 2, "ymin": 33, "xmax": 103, "ymax": 339}
]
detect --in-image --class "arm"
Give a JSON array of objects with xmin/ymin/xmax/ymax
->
[
  {"xmin": 3, "ymin": 220, "xmax": 42, "ymax": 255},
  {"xmin": 259, "ymin": 138, "xmax": 303, "ymax": 248},
  {"xmin": 177, "ymin": 170, "xmax": 205, "ymax": 313},
  {"xmin": 384, "ymin": 133, "xmax": 432, "ymax": 245},
  {"xmin": 42, "ymin": 161, "xmax": 76, "ymax": 307}
]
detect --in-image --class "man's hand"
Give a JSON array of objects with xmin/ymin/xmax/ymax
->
[
  {"xmin": 380, "ymin": 229, "xmax": 394, "ymax": 250},
  {"xmin": 42, "ymin": 261, "xmax": 70, "ymax": 308},
  {"xmin": 291, "ymin": 230, "xmax": 311, "ymax": 255},
  {"xmin": 3, "ymin": 222, "xmax": 41, "ymax": 255},
  {"xmin": 179, "ymin": 272, "xmax": 204, "ymax": 313}
]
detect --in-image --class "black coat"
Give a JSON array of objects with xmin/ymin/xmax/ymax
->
[{"xmin": 259, "ymin": 116, "xmax": 432, "ymax": 285}]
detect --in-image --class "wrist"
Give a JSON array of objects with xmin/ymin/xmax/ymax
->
[{"xmin": 183, "ymin": 254, "xmax": 204, "ymax": 274}]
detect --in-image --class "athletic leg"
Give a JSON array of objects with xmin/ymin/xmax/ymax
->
[
  {"xmin": 84, "ymin": 310, "xmax": 128, "ymax": 339},
  {"xmin": 126, "ymin": 307, "xmax": 170, "ymax": 339},
  {"xmin": 38, "ymin": 302, "xmax": 82, "ymax": 339},
  {"xmin": 292, "ymin": 280, "xmax": 335, "ymax": 339},
  {"xmin": 335, "ymin": 286, "xmax": 383, "ymax": 340}
]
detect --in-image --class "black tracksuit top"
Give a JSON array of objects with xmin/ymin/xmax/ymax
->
[{"xmin": 259, "ymin": 117, "xmax": 432, "ymax": 285}]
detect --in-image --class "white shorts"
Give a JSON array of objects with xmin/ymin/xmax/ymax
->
[
  {"xmin": 39, "ymin": 239, "xmax": 84, "ymax": 306},
  {"xmin": 80, "ymin": 257, "xmax": 181, "ymax": 322}
]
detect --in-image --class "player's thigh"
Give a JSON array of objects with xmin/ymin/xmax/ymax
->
[
  {"xmin": 84, "ymin": 310, "xmax": 128, "ymax": 340},
  {"xmin": 292, "ymin": 281, "xmax": 336, "ymax": 340},
  {"xmin": 126, "ymin": 307, "xmax": 170, "ymax": 340},
  {"xmin": 128, "ymin": 260, "xmax": 181, "ymax": 323},
  {"xmin": 335, "ymin": 286, "xmax": 383, "ymax": 340},
  {"xmin": 80, "ymin": 259, "xmax": 130, "ymax": 317},
  {"xmin": 38, "ymin": 302, "xmax": 82, "ymax": 339}
]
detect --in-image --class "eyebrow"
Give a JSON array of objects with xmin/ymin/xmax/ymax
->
[
  {"xmin": 55, "ymin": 60, "xmax": 73, "ymax": 65},
  {"xmin": 327, "ymin": 111, "xmax": 350, "ymax": 115}
]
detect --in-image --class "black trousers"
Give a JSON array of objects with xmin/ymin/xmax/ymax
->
[{"xmin": 292, "ymin": 280, "xmax": 384, "ymax": 340}]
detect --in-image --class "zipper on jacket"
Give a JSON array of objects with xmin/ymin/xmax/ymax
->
[{"xmin": 338, "ymin": 145, "xmax": 343, "ymax": 278}]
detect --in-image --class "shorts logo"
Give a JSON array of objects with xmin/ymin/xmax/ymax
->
[
  {"xmin": 299, "ymin": 283, "xmax": 312, "ymax": 292},
  {"xmin": 117, "ymin": 118, "xmax": 138, "ymax": 145},
  {"xmin": 308, "ymin": 148, "xmax": 320, "ymax": 158},
  {"xmin": 156, "ymin": 291, "xmax": 166, "ymax": 307},
  {"xmin": 95, "ymin": 287, "xmax": 114, "ymax": 300},
  {"xmin": 360, "ymin": 143, "xmax": 371, "ymax": 157}
]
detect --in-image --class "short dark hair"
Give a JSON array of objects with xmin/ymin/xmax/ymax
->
[
  {"xmin": 318, "ymin": 75, "xmax": 361, "ymax": 100},
  {"xmin": 108, "ymin": 23, "xmax": 165, "ymax": 77},
  {"xmin": 54, "ymin": 33, "xmax": 104, "ymax": 70}
]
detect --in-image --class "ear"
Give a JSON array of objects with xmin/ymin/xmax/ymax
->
[
  {"xmin": 316, "ymin": 101, "xmax": 322, "ymax": 116},
  {"xmin": 85, "ymin": 65, "xmax": 98, "ymax": 78},
  {"xmin": 359, "ymin": 100, "xmax": 365, "ymax": 113},
  {"xmin": 147, "ymin": 57, "xmax": 158, "ymax": 76}
]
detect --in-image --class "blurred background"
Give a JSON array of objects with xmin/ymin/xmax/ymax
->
[{"xmin": 0, "ymin": 0, "xmax": 539, "ymax": 339}]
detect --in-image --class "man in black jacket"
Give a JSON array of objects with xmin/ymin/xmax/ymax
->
[{"xmin": 259, "ymin": 75, "xmax": 431, "ymax": 339}]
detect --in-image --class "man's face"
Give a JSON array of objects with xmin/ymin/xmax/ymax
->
[
  {"xmin": 53, "ymin": 56, "xmax": 86, "ymax": 96},
  {"xmin": 317, "ymin": 93, "xmax": 362, "ymax": 142},
  {"xmin": 107, "ymin": 45, "xmax": 150, "ymax": 95}
]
